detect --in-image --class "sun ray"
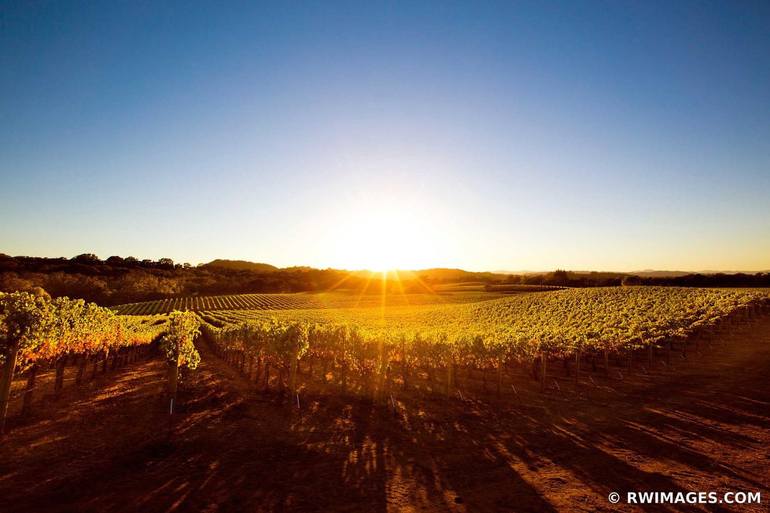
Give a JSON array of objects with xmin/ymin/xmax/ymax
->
[
  {"xmin": 353, "ymin": 271, "xmax": 376, "ymax": 309},
  {"xmin": 380, "ymin": 270, "xmax": 387, "ymax": 319},
  {"xmin": 410, "ymin": 272, "xmax": 449, "ymax": 304},
  {"xmin": 325, "ymin": 272, "xmax": 355, "ymax": 293},
  {"xmin": 391, "ymin": 270, "xmax": 410, "ymax": 306}
]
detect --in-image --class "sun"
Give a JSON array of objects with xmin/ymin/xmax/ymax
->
[
  {"xmin": 312, "ymin": 188, "xmax": 456, "ymax": 272},
  {"xmin": 334, "ymin": 207, "xmax": 434, "ymax": 272},
  {"xmin": 349, "ymin": 211, "xmax": 411, "ymax": 272}
]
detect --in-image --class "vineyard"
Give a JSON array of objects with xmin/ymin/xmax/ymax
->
[
  {"xmin": 0, "ymin": 292, "xmax": 167, "ymax": 433},
  {"xmin": 4, "ymin": 286, "xmax": 770, "ymax": 429},
  {"xmin": 2, "ymin": 286, "xmax": 770, "ymax": 512},
  {"xmin": 112, "ymin": 290, "xmax": 507, "ymax": 315},
  {"xmin": 197, "ymin": 287, "xmax": 770, "ymax": 398}
]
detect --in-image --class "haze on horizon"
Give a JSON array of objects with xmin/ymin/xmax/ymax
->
[{"xmin": 1, "ymin": 1, "xmax": 769, "ymax": 272}]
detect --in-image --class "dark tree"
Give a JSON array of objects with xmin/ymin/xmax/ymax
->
[{"xmin": 72, "ymin": 253, "xmax": 101, "ymax": 265}]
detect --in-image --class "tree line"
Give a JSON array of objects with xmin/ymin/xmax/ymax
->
[
  {"xmin": 1, "ymin": 254, "xmax": 768, "ymax": 307},
  {"xmin": 0, "ymin": 254, "xmax": 508, "ymax": 305},
  {"xmin": 0, "ymin": 254, "xmax": 372, "ymax": 305}
]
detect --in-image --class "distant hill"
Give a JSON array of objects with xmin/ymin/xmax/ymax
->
[
  {"xmin": 411, "ymin": 268, "xmax": 509, "ymax": 283},
  {"xmin": 632, "ymin": 270, "xmax": 691, "ymax": 278},
  {"xmin": 202, "ymin": 260, "xmax": 278, "ymax": 272},
  {"xmin": 2, "ymin": 253, "xmax": 769, "ymax": 307},
  {"xmin": 632, "ymin": 270, "xmax": 769, "ymax": 277},
  {"xmin": 494, "ymin": 269, "xmax": 766, "ymax": 278}
]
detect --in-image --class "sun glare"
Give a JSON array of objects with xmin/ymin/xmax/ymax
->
[{"xmin": 335, "ymin": 206, "xmax": 436, "ymax": 272}]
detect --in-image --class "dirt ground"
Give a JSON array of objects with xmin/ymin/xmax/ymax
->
[{"xmin": 1, "ymin": 317, "xmax": 769, "ymax": 513}]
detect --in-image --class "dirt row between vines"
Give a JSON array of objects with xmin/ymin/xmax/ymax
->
[{"xmin": 1, "ymin": 317, "xmax": 769, "ymax": 513}]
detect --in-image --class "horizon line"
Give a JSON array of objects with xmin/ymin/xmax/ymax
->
[{"xmin": 2, "ymin": 252, "xmax": 769, "ymax": 275}]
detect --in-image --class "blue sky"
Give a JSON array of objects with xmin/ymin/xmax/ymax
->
[{"xmin": 1, "ymin": 1, "xmax": 769, "ymax": 271}]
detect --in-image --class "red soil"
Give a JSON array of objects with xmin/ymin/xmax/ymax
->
[{"xmin": 1, "ymin": 318, "xmax": 769, "ymax": 513}]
